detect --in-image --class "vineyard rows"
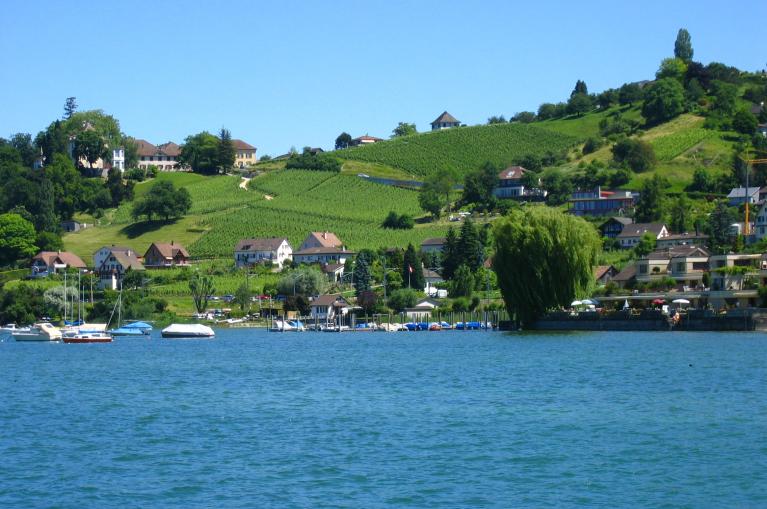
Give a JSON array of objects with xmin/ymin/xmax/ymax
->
[
  {"xmin": 650, "ymin": 128, "xmax": 716, "ymax": 161},
  {"xmin": 337, "ymin": 123, "xmax": 578, "ymax": 177}
]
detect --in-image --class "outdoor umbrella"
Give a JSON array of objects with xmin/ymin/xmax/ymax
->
[
  {"xmin": 570, "ymin": 300, "xmax": 583, "ymax": 307},
  {"xmin": 672, "ymin": 298, "xmax": 690, "ymax": 305},
  {"xmin": 652, "ymin": 298, "xmax": 666, "ymax": 306},
  {"xmin": 622, "ymin": 299, "xmax": 630, "ymax": 310}
]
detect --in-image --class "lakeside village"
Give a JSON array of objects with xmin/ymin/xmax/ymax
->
[
  {"xmin": 4, "ymin": 35, "xmax": 767, "ymax": 339},
  {"xmin": 6, "ymin": 111, "xmax": 767, "ymax": 338},
  {"xmin": 12, "ymin": 170, "xmax": 767, "ymax": 339}
]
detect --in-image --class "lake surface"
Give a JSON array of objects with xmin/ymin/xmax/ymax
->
[{"xmin": 0, "ymin": 329, "xmax": 765, "ymax": 508}]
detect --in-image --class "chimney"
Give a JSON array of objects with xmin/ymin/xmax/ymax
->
[{"xmin": 323, "ymin": 231, "xmax": 328, "ymax": 240}]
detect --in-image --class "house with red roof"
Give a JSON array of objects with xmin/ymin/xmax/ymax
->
[
  {"xmin": 232, "ymin": 139, "xmax": 257, "ymax": 168},
  {"xmin": 30, "ymin": 251, "xmax": 87, "ymax": 278},
  {"xmin": 349, "ymin": 135, "xmax": 383, "ymax": 147}
]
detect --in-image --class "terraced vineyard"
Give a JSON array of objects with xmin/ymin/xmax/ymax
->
[
  {"xmin": 337, "ymin": 123, "xmax": 578, "ymax": 177},
  {"xmin": 649, "ymin": 127, "xmax": 717, "ymax": 161},
  {"xmin": 191, "ymin": 170, "xmax": 451, "ymax": 256}
]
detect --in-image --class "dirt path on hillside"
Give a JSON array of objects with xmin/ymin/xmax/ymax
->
[{"xmin": 239, "ymin": 177, "xmax": 250, "ymax": 189}]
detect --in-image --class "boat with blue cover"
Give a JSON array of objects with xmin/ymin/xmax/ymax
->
[{"xmin": 109, "ymin": 321, "xmax": 153, "ymax": 337}]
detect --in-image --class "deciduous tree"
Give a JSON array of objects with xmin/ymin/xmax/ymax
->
[
  {"xmin": 335, "ymin": 132, "xmax": 352, "ymax": 149},
  {"xmin": 391, "ymin": 122, "xmax": 417, "ymax": 137},
  {"xmin": 642, "ymin": 78, "xmax": 685, "ymax": 125},
  {"xmin": 493, "ymin": 207, "xmax": 600, "ymax": 327},
  {"xmin": 0, "ymin": 213, "xmax": 38, "ymax": 266},
  {"xmin": 189, "ymin": 272, "xmax": 215, "ymax": 314}
]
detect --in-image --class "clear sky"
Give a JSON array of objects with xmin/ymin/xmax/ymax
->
[{"xmin": 2, "ymin": 0, "xmax": 766, "ymax": 156}]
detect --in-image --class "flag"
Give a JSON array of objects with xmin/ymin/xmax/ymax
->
[{"xmin": 408, "ymin": 265, "xmax": 413, "ymax": 273}]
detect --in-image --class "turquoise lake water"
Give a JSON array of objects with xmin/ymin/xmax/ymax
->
[{"xmin": 0, "ymin": 329, "xmax": 765, "ymax": 508}]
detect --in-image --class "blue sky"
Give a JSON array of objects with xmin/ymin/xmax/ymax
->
[{"xmin": 2, "ymin": 0, "xmax": 766, "ymax": 156}]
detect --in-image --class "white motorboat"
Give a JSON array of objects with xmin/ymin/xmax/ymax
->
[
  {"xmin": 1, "ymin": 323, "xmax": 31, "ymax": 333},
  {"xmin": 161, "ymin": 323, "xmax": 215, "ymax": 339},
  {"xmin": 270, "ymin": 320, "xmax": 305, "ymax": 332},
  {"xmin": 13, "ymin": 323, "xmax": 62, "ymax": 342},
  {"xmin": 62, "ymin": 331, "xmax": 113, "ymax": 343}
]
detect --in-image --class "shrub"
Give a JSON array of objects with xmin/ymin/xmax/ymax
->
[{"xmin": 382, "ymin": 211, "xmax": 414, "ymax": 230}]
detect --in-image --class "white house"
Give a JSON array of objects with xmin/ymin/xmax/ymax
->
[
  {"xmin": 112, "ymin": 148, "xmax": 125, "ymax": 171},
  {"xmin": 310, "ymin": 294, "xmax": 351, "ymax": 322},
  {"xmin": 423, "ymin": 268, "xmax": 444, "ymax": 297},
  {"xmin": 492, "ymin": 166, "xmax": 547, "ymax": 200},
  {"xmin": 292, "ymin": 247, "xmax": 354, "ymax": 266},
  {"xmin": 234, "ymin": 238, "xmax": 292, "ymax": 269},
  {"xmin": 93, "ymin": 246, "xmax": 144, "ymax": 290},
  {"xmin": 753, "ymin": 202, "xmax": 767, "ymax": 241},
  {"xmin": 616, "ymin": 223, "xmax": 669, "ymax": 249},
  {"xmin": 405, "ymin": 297, "xmax": 442, "ymax": 320}
]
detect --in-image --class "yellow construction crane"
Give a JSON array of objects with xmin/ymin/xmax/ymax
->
[{"xmin": 739, "ymin": 154, "xmax": 767, "ymax": 235}]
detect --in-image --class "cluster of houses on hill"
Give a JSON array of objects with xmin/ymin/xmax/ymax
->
[
  {"xmin": 32, "ymin": 231, "xmax": 448, "ymax": 292},
  {"xmin": 30, "ymin": 230, "xmax": 451, "ymax": 321},
  {"xmin": 33, "ymin": 120, "xmax": 258, "ymax": 174}
]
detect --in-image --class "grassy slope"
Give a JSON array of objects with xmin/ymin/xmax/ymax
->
[
  {"xmin": 64, "ymin": 170, "xmax": 452, "ymax": 261},
  {"xmin": 335, "ymin": 123, "xmax": 578, "ymax": 178},
  {"xmin": 540, "ymin": 111, "xmax": 736, "ymax": 193}
]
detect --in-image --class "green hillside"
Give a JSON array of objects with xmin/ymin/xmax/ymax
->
[
  {"xmin": 63, "ymin": 171, "xmax": 452, "ymax": 260},
  {"xmin": 336, "ymin": 123, "xmax": 579, "ymax": 177}
]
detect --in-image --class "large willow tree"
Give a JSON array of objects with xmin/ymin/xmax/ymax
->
[{"xmin": 492, "ymin": 206, "xmax": 601, "ymax": 327}]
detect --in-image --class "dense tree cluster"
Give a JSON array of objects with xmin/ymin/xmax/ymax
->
[
  {"xmin": 382, "ymin": 211, "xmax": 414, "ymax": 229},
  {"xmin": 131, "ymin": 180, "xmax": 191, "ymax": 221},
  {"xmin": 285, "ymin": 148, "xmax": 342, "ymax": 172}
]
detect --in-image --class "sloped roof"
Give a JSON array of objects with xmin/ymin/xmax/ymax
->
[
  {"xmin": 148, "ymin": 242, "xmax": 189, "ymax": 259},
  {"xmin": 601, "ymin": 216, "xmax": 634, "ymax": 227},
  {"xmin": 32, "ymin": 251, "xmax": 86, "ymax": 268},
  {"xmin": 111, "ymin": 250, "xmax": 144, "ymax": 271},
  {"xmin": 304, "ymin": 231, "xmax": 343, "ymax": 249},
  {"xmin": 645, "ymin": 245, "xmax": 710, "ymax": 260},
  {"xmin": 353, "ymin": 135, "xmax": 383, "ymax": 142},
  {"xmin": 321, "ymin": 263, "xmax": 345, "ymax": 273},
  {"xmin": 727, "ymin": 187, "xmax": 761, "ymax": 199},
  {"xmin": 431, "ymin": 111, "xmax": 460, "ymax": 125},
  {"xmin": 611, "ymin": 264, "xmax": 636, "ymax": 282},
  {"xmin": 498, "ymin": 166, "xmax": 527, "ymax": 180},
  {"xmin": 135, "ymin": 139, "xmax": 158, "ymax": 157},
  {"xmin": 157, "ymin": 142, "xmax": 181, "ymax": 157},
  {"xmin": 660, "ymin": 233, "xmax": 709, "ymax": 241},
  {"xmin": 617, "ymin": 223, "xmax": 666, "ymax": 238},
  {"xmin": 593, "ymin": 265, "xmax": 616, "ymax": 280},
  {"xmin": 232, "ymin": 139, "xmax": 256, "ymax": 151},
  {"xmin": 312, "ymin": 294, "xmax": 350, "ymax": 307},
  {"xmin": 235, "ymin": 238, "xmax": 288, "ymax": 252},
  {"xmin": 423, "ymin": 268, "xmax": 442, "ymax": 279}
]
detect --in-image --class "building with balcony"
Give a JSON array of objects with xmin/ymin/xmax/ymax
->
[
  {"xmin": 667, "ymin": 247, "xmax": 711, "ymax": 290},
  {"xmin": 568, "ymin": 187, "xmax": 637, "ymax": 216},
  {"xmin": 709, "ymin": 253, "xmax": 761, "ymax": 291}
]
